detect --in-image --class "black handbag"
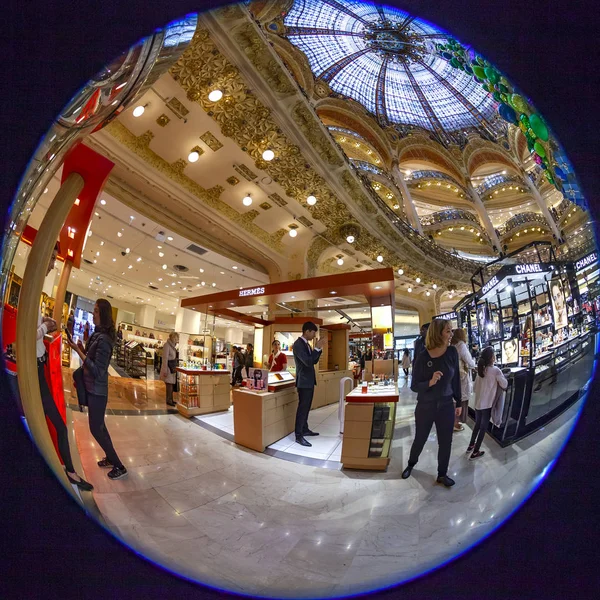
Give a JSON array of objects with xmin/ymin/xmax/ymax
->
[
  {"xmin": 73, "ymin": 366, "xmax": 87, "ymax": 410},
  {"xmin": 168, "ymin": 359, "xmax": 178, "ymax": 373}
]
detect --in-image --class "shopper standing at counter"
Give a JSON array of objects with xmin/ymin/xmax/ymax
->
[
  {"xmin": 402, "ymin": 319, "xmax": 462, "ymax": 487},
  {"xmin": 160, "ymin": 332, "xmax": 179, "ymax": 406},
  {"xmin": 268, "ymin": 340, "xmax": 288, "ymax": 372},
  {"xmin": 244, "ymin": 343, "xmax": 254, "ymax": 378},
  {"xmin": 292, "ymin": 322, "xmax": 325, "ymax": 447}
]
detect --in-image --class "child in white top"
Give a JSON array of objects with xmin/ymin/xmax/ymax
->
[{"xmin": 467, "ymin": 346, "xmax": 508, "ymax": 460}]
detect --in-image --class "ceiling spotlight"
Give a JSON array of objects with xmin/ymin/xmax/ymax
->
[
  {"xmin": 262, "ymin": 149, "xmax": 275, "ymax": 161},
  {"xmin": 100, "ymin": 199, "xmax": 106, "ymax": 206},
  {"xmin": 117, "ymin": 231, "xmax": 122, "ymax": 237},
  {"xmin": 408, "ymin": 287, "xmax": 413, "ymax": 293},
  {"xmin": 376, "ymin": 255, "xmax": 383, "ymax": 263},
  {"xmin": 289, "ymin": 228, "xmax": 298, "ymax": 238},
  {"xmin": 426, "ymin": 291, "xmax": 431, "ymax": 296},
  {"xmin": 337, "ymin": 258, "xmax": 344, "ymax": 266},
  {"xmin": 199, "ymin": 268, "xmax": 204, "ymax": 273},
  {"xmin": 346, "ymin": 235, "xmax": 355, "ymax": 244},
  {"xmin": 208, "ymin": 89, "xmax": 223, "ymax": 102},
  {"xmin": 136, "ymin": 257, "xmax": 142, "ymax": 262},
  {"xmin": 212, "ymin": 283, "xmax": 217, "ymax": 287},
  {"xmin": 188, "ymin": 151, "xmax": 200, "ymax": 163},
  {"xmin": 158, "ymin": 252, "xmax": 164, "ymax": 257},
  {"xmin": 125, "ymin": 248, "xmax": 130, "ymax": 254},
  {"xmin": 232, "ymin": 266, "xmax": 238, "ymax": 270},
  {"xmin": 201, "ymin": 281, "xmax": 205, "ymax": 286},
  {"xmin": 398, "ymin": 269, "xmax": 404, "ymax": 275},
  {"xmin": 393, "ymin": 204, "xmax": 400, "ymax": 210},
  {"xmin": 416, "ymin": 277, "xmax": 421, "ymax": 283},
  {"xmin": 162, "ymin": 264, "xmax": 168, "ymax": 270},
  {"xmin": 132, "ymin": 105, "xmax": 146, "ymax": 117},
  {"xmin": 167, "ymin": 236, "xmax": 174, "ymax": 241},
  {"xmin": 433, "ymin": 283, "xmax": 438, "ymax": 289},
  {"xmin": 307, "ymin": 195, "xmax": 317, "ymax": 206},
  {"xmin": 242, "ymin": 195, "xmax": 253, "ymax": 207},
  {"xmin": 112, "ymin": 258, "xmax": 116, "ymax": 262},
  {"xmin": 128, "ymin": 265, "xmax": 133, "ymax": 269}
]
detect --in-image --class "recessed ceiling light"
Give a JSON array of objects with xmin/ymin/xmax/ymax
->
[
  {"xmin": 128, "ymin": 265, "xmax": 133, "ymax": 269},
  {"xmin": 416, "ymin": 277, "xmax": 421, "ymax": 283},
  {"xmin": 158, "ymin": 278, "xmax": 162, "ymax": 281},
  {"xmin": 346, "ymin": 235, "xmax": 355, "ymax": 244},
  {"xmin": 162, "ymin": 264, "xmax": 167, "ymax": 270},
  {"xmin": 208, "ymin": 89, "xmax": 223, "ymax": 102},
  {"xmin": 201, "ymin": 282, "xmax": 205, "ymax": 286},
  {"xmin": 117, "ymin": 231, "xmax": 122, "ymax": 237},
  {"xmin": 232, "ymin": 266, "xmax": 238, "ymax": 270},
  {"xmin": 376, "ymin": 255, "xmax": 383, "ymax": 263},
  {"xmin": 167, "ymin": 236, "xmax": 173, "ymax": 241},
  {"xmin": 243, "ymin": 195, "xmax": 252, "ymax": 207},
  {"xmin": 212, "ymin": 283, "xmax": 216, "ymax": 287},
  {"xmin": 132, "ymin": 105, "xmax": 145, "ymax": 117},
  {"xmin": 262, "ymin": 149, "xmax": 275, "ymax": 161},
  {"xmin": 125, "ymin": 248, "xmax": 130, "ymax": 254},
  {"xmin": 307, "ymin": 195, "xmax": 317, "ymax": 206},
  {"xmin": 408, "ymin": 287, "xmax": 412, "ymax": 293},
  {"xmin": 289, "ymin": 228, "xmax": 298, "ymax": 238},
  {"xmin": 337, "ymin": 258, "xmax": 344, "ymax": 266},
  {"xmin": 398, "ymin": 269, "xmax": 404, "ymax": 275},
  {"xmin": 100, "ymin": 199, "xmax": 106, "ymax": 206},
  {"xmin": 374, "ymin": 285, "xmax": 381, "ymax": 290},
  {"xmin": 220, "ymin": 271, "xmax": 225, "ymax": 275},
  {"xmin": 330, "ymin": 291, "xmax": 337, "ymax": 294},
  {"xmin": 158, "ymin": 252, "xmax": 164, "ymax": 258},
  {"xmin": 188, "ymin": 151, "xmax": 200, "ymax": 163}
]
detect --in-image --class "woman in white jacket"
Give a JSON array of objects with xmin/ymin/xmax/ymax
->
[
  {"xmin": 451, "ymin": 328, "xmax": 476, "ymax": 432},
  {"xmin": 160, "ymin": 332, "xmax": 179, "ymax": 406},
  {"xmin": 468, "ymin": 346, "xmax": 508, "ymax": 460}
]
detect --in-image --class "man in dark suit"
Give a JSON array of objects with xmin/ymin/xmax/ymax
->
[
  {"xmin": 292, "ymin": 321, "xmax": 325, "ymax": 447},
  {"xmin": 413, "ymin": 323, "xmax": 429, "ymax": 366}
]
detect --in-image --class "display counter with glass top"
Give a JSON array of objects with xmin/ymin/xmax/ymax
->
[
  {"xmin": 175, "ymin": 367, "xmax": 231, "ymax": 418},
  {"xmin": 341, "ymin": 381, "xmax": 398, "ymax": 471}
]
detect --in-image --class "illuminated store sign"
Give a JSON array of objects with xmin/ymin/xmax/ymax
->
[
  {"xmin": 515, "ymin": 263, "xmax": 543, "ymax": 275},
  {"xmin": 481, "ymin": 276, "xmax": 499, "ymax": 295},
  {"xmin": 239, "ymin": 286, "xmax": 265, "ymax": 297},
  {"xmin": 436, "ymin": 311, "xmax": 457, "ymax": 320},
  {"xmin": 575, "ymin": 252, "xmax": 598, "ymax": 273}
]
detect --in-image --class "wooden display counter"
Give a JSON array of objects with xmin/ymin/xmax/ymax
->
[
  {"xmin": 341, "ymin": 384, "xmax": 398, "ymax": 471},
  {"xmin": 175, "ymin": 368, "xmax": 231, "ymax": 418},
  {"xmin": 232, "ymin": 387, "xmax": 298, "ymax": 452}
]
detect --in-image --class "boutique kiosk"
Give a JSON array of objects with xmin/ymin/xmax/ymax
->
[{"xmin": 457, "ymin": 243, "xmax": 596, "ymax": 446}]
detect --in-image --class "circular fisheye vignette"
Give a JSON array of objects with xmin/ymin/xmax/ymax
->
[{"xmin": 3, "ymin": 1, "xmax": 598, "ymax": 599}]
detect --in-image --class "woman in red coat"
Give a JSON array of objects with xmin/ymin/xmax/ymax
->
[{"xmin": 268, "ymin": 340, "xmax": 288, "ymax": 372}]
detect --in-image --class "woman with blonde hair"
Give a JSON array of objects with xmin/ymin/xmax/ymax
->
[
  {"xmin": 402, "ymin": 319, "xmax": 462, "ymax": 487},
  {"xmin": 160, "ymin": 331, "xmax": 179, "ymax": 406},
  {"xmin": 451, "ymin": 328, "xmax": 476, "ymax": 431}
]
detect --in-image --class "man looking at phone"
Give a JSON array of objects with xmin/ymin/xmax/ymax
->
[
  {"xmin": 36, "ymin": 242, "xmax": 92, "ymax": 491},
  {"xmin": 292, "ymin": 321, "xmax": 326, "ymax": 447}
]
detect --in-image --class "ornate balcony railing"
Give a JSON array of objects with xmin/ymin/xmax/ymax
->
[
  {"xmin": 420, "ymin": 209, "xmax": 481, "ymax": 229},
  {"xmin": 554, "ymin": 197, "xmax": 578, "ymax": 220},
  {"xmin": 497, "ymin": 212, "xmax": 551, "ymax": 237},
  {"xmin": 350, "ymin": 159, "xmax": 386, "ymax": 177},
  {"xmin": 406, "ymin": 170, "xmax": 466, "ymax": 193},
  {"xmin": 476, "ymin": 174, "xmax": 524, "ymax": 196},
  {"xmin": 356, "ymin": 173, "xmax": 486, "ymax": 274}
]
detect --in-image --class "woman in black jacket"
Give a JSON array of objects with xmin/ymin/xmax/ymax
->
[
  {"xmin": 402, "ymin": 319, "xmax": 462, "ymax": 487},
  {"xmin": 68, "ymin": 298, "xmax": 127, "ymax": 480}
]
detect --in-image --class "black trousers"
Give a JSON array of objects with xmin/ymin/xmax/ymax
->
[
  {"xmin": 295, "ymin": 387, "xmax": 315, "ymax": 436},
  {"xmin": 403, "ymin": 368, "xmax": 409, "ymax": 377},
  {"xmin": 469, "ymin": 408, "xmax": 492, "ymax": 451},
  {"xmin": 38, "ymin": 361, "xmax": 75, "ymax": 473},
  {"xmin": 88, "ymin": 393, "xmax": 123, "ymax": 468},
  {"xmin": 231, "ymin": 366, "xmax": 243, "ymax": 385},
  {"xmin": 408, "ymin": 397, "xmax": 455, "ymax": 477},
  {"xmin": 166, "ymin": 383, "xmax": 174, "ymax": 404}
]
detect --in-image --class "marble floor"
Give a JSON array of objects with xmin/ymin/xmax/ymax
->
[{"xmin": 69, "ymin": 372, "xmax": 586, "ymax": 598}]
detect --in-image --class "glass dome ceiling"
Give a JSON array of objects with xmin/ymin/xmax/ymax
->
[{"xmin": 283, "ymin": 0, "xmax": 498, "ymax": 133}]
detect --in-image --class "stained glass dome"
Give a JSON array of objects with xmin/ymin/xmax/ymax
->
[{"xmin": 283, "ymin": 0, "xmax": 498, "ymax": 133}]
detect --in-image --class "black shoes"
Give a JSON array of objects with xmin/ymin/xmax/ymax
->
[
  {"xmin": 469, "ymin": 450, "xmax": 485, "ymax": 461},
  {"xmin": 166, "ymin": 401, "xmax": 176, "ymax": 407},
  {"xmin": 295, "ymin": 436, "xmax": 312, "ymax": 447},
  {"xmin": 436, "ymin": 475, "xmax": 455, "ymax": 487},
  {"xmin": 303, "ymin": 430, "xmax": 319, "ymax": 437},
  {"xmin": 97, "ymin": 457, "xmax": 113, "ymax": 468},
  {"xmin": 401, "ymin": 465, "xmax": 413, "ymax": 479},
  {"xmin": 107, "ymin": 466, "xmax": 128, "ymax": 480},
  {"xmin": 66, "ymin": 473, "xmax": 94, "ymax": 491}
]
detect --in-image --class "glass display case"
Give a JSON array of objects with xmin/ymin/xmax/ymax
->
[{"xmin": 368, "ymin": 402, "xmax": 397, "ymax": 459}]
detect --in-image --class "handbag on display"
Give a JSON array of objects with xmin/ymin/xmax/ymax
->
[{"xmin": 73, "ymin": 367, "xmax": 88, "ymax": 411}]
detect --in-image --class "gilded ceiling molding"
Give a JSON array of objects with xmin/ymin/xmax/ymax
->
[
  {"xmin": 170, "ymin": 25, "xmax": 475, "ymax": 284},
  {"xmin": 314, "ymin": 99, "xmax": 393, "ymax": 166},
  {"xmin": 266, "ymin": 34, "xmax": 316, "ymax": 96},
  {"xmin": 104, "ymin": 120, "xmax": 287, "ymax": 253},
  {"xmin": 306, "ymin": 236, "xmax": 332, "ymax": 277},
  {"xmin": 249, "ymin": 0, "xmax": 295, "ymax": 23}
]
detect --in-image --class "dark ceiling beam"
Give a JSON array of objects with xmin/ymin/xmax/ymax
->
[
  {"xmin": 320, "ymin": 0, "xmax": 369, "ymax": 26},
  {"xmin": 318, "ymin": 47, "xmax": 371, "ymax": 83},
  {"xmin": 401, "ymin": 58, "xmax": 448, "ymax": 143},
  {"xmin": 415, "ymin": 57, "xmax": 497, "ymax": 136},
  {"xmin": 374, "ymin": 55, "xmax": 390, "ymax": 127}
]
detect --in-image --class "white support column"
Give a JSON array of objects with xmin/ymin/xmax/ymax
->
[
  {"xmin": 391, "ymin": 162, "xmax": 424, "ymax": 234},
  {"xmin": 524, "ymin": 174, "xmax": 563, "ymax": 242},
  {"xmin": 175, "ymin": 307, "xmax": 201, "ymax": 334},
  {"xmin": 137, "ymin": 304, "xmax": 157, "ymax": 328},
  {"xmin": 466, "ymin": 183, "xmax": 502, "ymax": 252}
]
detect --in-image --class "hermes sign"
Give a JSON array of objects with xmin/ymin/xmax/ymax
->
[{"xmin": 239, "ymin": 286, "xmax": 265, "ymax": 297}]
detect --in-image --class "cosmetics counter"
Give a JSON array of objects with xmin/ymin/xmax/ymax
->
[{"xmin": 456, "ymin": 247, "xmax": 597, "ymax": 446}]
